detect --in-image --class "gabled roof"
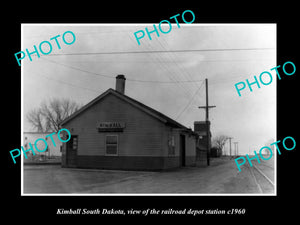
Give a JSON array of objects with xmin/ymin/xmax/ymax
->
[{"xmin": 60, "ymin": 88, "xmax": 189, "ymax": 130}]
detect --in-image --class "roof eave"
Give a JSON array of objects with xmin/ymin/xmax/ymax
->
[{"xmin": 59, "ymin": 89, "xmax": 190, "ymax": 130}]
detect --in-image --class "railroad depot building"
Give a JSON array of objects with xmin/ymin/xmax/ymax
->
[{"xmin": 60, "ymin": 75, "xmax": 198, "ymax": 170}]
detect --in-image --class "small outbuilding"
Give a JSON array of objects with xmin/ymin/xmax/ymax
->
[
  {"xmin": 60, "ymin": 75, "xmax": 198, "ymax": 170},
  {"xmin": 23, "ymin": 132, "xmax": 62, "ymax": 157}
]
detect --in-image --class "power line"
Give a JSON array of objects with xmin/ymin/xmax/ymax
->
[
  {"xmin": 128, "ymin": 78, "xmax": 204, "ymax": 83},
  {"xmin": 157, "ymin": 37, "xmax": 200, "ymax": 97},
  {"xmin": 28, "ymin": 70, "xmax": 101, "ymax": 94},
  {"xmin": 42, "ymin": 47, "xmax": 275, "ymax": 57},
  {"xmin": 40, "ymin": 57, "xmax": 112, "ymax": 78},
  {"xmin": 40, "ymin": 57, "xmax": 204, "ymax": 84},
  {"xmin": 143, "ymin": 40, "xmax": 194, "ymax": 98},
  {"xmin": 127, "ymin": 33, "xmax": 196, "ymax": 99},
  {"xmin": 176, "ymin": 80, "xmax": 205, "ymax": 120},
  {"xmin": 62, "ymin": 57, "xmax": 274, "ymax": 63}
]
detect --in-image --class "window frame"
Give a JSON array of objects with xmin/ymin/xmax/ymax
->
[
  {"xmin": 72, "ymin": 136, "xmax": 78, "ymax": 150},
  {"xmin": 105, "ymin": 135, "xmax": 118, "ymax": 156}
]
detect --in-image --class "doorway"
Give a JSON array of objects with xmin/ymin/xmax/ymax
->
[
  {"xmin": 180, "ymin": 134, "xmax": 186, "ymax": 167},
  {"xmin": 66, "ymin": 135, "xmax": 78, "ymax": 167}
]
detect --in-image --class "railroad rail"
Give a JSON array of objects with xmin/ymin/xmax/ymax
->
[{"xmin": 246, "ymin": 163, "xmax": 275, "ymax": 194}]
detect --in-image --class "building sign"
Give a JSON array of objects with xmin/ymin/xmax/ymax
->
[{"xmin": 97, "ymin": 122, "xmax": 125, "ymax": 132}]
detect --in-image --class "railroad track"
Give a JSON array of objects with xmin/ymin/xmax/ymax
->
[
  {"xmin": 246, "ymin": 163, "xmax": 275, "ymax": 194},
  {"xmin": 256, "ymin": 162, "xmax": 274, "ymax": 170}
]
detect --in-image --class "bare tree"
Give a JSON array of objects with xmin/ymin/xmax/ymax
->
[
  {"xmin": 27, "ymin": 108, "xmax": 45, "ymax": 132},
  {"xmin": 27, "ymin": 98, "xmax": 81, "ymax": 132},
  {"xmin": 212, "ymin": 135, "xmax": 229, "ymax": 155}
]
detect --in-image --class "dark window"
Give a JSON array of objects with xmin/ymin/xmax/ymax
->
[
  {"xmin": 168, "ymin": 135, "xmax": 175, "ymax": 156},
  {"xmin": 106, "ymin": 135, "xmax": 118, "ymax": 155}
]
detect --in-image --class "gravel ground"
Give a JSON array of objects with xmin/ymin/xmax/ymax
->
[{"xmin": 23, "ymin": 157, "xmax": 275, "ymax": 194}]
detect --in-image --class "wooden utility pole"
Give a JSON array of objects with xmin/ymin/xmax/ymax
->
[
  {"xmin": 228, "ymin": 137, "xmax": 233, "ymax": 156},
  {"xmin": 198, "ymin": 78, "xmax": 216, "ymax": 166},
  {"xmin": 234, "ymin": 142, "xmax": 238, "ymax": 156}
]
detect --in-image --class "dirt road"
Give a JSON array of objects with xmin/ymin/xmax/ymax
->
[{"xmin": 23, "ymin": 157, "xmax": 275, "ymax": 194}]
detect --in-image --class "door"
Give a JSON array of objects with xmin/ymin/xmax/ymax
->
[
  {"xmin": 66, "ymin": 135, "xmax": 78, "ymax": 167},
  {"xmin": 180, "ymin": 134, "xmax": 186, "ymax": 167}
]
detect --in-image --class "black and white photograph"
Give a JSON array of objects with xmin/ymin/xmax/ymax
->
[
  {"xmin": 3, "ymin": 3, "xmax": 299, "ymax": 221},
  {"xmin": 21, "ymin": 23, "xmax": 277, "ymax": 195}
]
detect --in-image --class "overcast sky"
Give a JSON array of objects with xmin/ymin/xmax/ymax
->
[{"xmin": 22, "ymin": 24, "xmax": 276, "ymax": 155}]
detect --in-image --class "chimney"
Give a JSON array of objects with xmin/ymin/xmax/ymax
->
[{"xmin": 115, "ymin": 74, "xmax": 126, "ymax": 94}]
